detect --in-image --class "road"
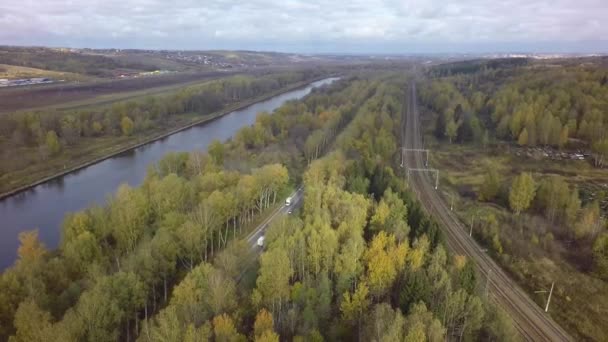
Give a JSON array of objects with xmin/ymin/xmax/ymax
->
[
  {"xmin": 233, "ymin": 187, "xmax": 304, "ymax": 284},
  {"xmin": 244, "ymin": 186, "xmax": 304, "ymax": 250},
  {"xmin": 402, "ymin": 82, "xmax": 572, "ymax": 341}
]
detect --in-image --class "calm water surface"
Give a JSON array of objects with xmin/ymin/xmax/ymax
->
[{"xmin": 0, "ymin": 77, "xmax": 338, "ymax": 270}]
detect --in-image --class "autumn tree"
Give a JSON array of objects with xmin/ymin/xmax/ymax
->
[
  {"xmin": 170, "ymin": 263, "xmax": 236, "ymax": 325},
  {"xmin": 509, "ymin": 173, "xmax": 536, "ymax": 215},
  {"xmin": 404, "ymin": 302, "xmax": 446, "ymax": 342},
  {"xmin": 478, "ymin": 164, "xmax": 501, "ymax": 202},
  {"xmin": 255, "ymin": 331, "xmax": 279, "ymax": 342},
  {"xmin": 17, "ymin": 230, "xmax": 47, "ymax": 264},
  {"xmin": 481, "ymin": 130, "xmax": 490, "ymax": 149},
  {"xmin": 63, "ymin": 230, "xmax": 103, "ymax": 274},
  {"xmin": 591, "ymin": 139, "xmax": 608, "ymax": 167},
  {"xmin": 536, "ymin": 176, "xmax": 570, "ymax": 222},
  {"xmin": 253, "ymin": 247, "xmax": 293, "ymax": 315},
  {"xmin": 362, "ymin": 303, "xmax": 405, "ymax": 341},
  {"xmin": 558, "ymin": 125, "xmax": 569, "ymax": 149},
  {"xmin": 564, "ymin": 188, "xmax": 581, "ymax": 228},
  {"xmin": 363, "ymin": 231, "xmax": 407, "ymax": 298},
  {"xmin": 73, "ymin": 272, "xmax": 145, "ymax": 342},
  {"xmin": 45, "ymin": 130, "xmax": 61, "ymax": 155},
  {"xmin": 252, "ymin": 164, "xmax": 289, "ymax": 211},
  {"xmin": 9, "ymin": 300, "xmax": 53, "ymax": 342},
  {"xmin": 478, "ymin": 214, "xmax": 504, "ymax": 254},
  {"xmin": 340, "ymin": 282, "xmax": 370, "ymax": 339},
  {"xmin": 92, "ymin": 121, "xmax": 103, "ymax": 135},
  {"xmin": 214, "ymin": 240, "xmax": 252, "ymax": 280},
  {"xmin": 148, "ymin": 173, "xmax": 193, "ymax": 218},
  {"xmin": 146, "ymin": 306, "xmax": 184, "ymax": 341},
  {"xmin": 482, "ymin": 304, "xmax": 519, "ymax": 341},
  {"xmin": 150, "ymin": 227, "xmax": 179, "ymax": 302},
  {"xmin": 155, "ymin": 152, "xmax": 190, "ymax": 178},
  {"xmin": 121, "ymin": 116, "xmax": 134, "ymax": 136},
  {"xmin": 253, "ymin": 309, "xmax": 278, "ymax": 341},
  {"xmin": 370, "ymin": 188, "xmax": 409, "ymax": 241},
  {"xmin": 208, "ymin": 139, "xmax": 225, "ymax": 166},
  {"xmin": 574, "ymin": 201, "xmax": 603, "ymax": 240},
  {"xmin": 333, "ymin": 234, "xmax": 365, "ymax": 296},
  {"xmin": 455, "ymin": 256, "xmax": 477, "ymax": 294},
  {"xmin": 60, "ymin": 114, "xmax": 81, "ymax": 144},
  {"xmin": 110, "ymin": 185, "xmax": 150, "ymax": 264},
  {"xmin": 213, "ymin": 314, "xmax": 243, "ymax": 342},
  {"xmin": 592, "ymin": 233, "xmax": 608, "ymax": 280},
  {"xmin": 517, "ymin": 128, "xmax": 528, "ymax": 146},
  {"xmin": 445, "ymin": 118, "xmax": 458, "ymax": 143},
  {"xmin": 443, "ymin": 289, "xmax": 484, "ymax": 339},
  {"xmin": 144, "ymin": 306, "xmax": 212, "ymax": 342}
]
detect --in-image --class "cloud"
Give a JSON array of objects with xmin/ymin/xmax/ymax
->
[{"xmin": 1, "ymin": 0, "xmax": 607, "ymax": 52}]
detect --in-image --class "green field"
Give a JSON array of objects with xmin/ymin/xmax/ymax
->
[
  {"xmin": 0, "ymin": 64, "xmax": 93, "ymax": 82},
  {"xmin": 44, "ymin": 77, "xmax": 219, "ymax": 112}
]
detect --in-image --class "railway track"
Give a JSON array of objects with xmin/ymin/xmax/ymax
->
[{"xmin": 402, "ymin": 82, "xmax": 572, "ymax": 342}]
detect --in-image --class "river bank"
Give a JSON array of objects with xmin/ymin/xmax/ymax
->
[
  {"xmin": 0, "ymin": 76, "xmax": 334, "ymax": 200},
  {"xmin": 0, "ymin": 77, "xmax": 338, "ymax": 270}
]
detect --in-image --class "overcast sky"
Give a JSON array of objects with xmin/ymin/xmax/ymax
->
[{"xmin": 2, "ymin": 0, "xmax": 607, "ymax": 53}]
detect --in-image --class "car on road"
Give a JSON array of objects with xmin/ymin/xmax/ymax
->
[
  {"xmin": 285, "ymin": 196, "xmax": 292, "ymax": 206},
  {"xmin": 257, "ymin": 236, "xmax": 265, "ymax": 247}
]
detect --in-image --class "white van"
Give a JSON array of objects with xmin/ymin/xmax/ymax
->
[
  {"xmin": 257, "ymin": 236, "xmax": 265, "ymax": 247},
  {"xmin": 285, "ymin": 196, "xmax": 292, "ymax": 206}
]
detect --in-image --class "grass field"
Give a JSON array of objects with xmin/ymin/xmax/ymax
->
[
  {"xmin": 0, "ymin": 70, "xmax": 236, "ymax": 113},
  {"xmin": 427, "ymin": 139, "xmax": 608, "ymax": 341},
  {"xmin": 0, "ymin": 64, "xmax": 92, "ymax": 82},
  {"xmin": 45, "ymin": 76, "xmax": 222, "ymax": 112}
]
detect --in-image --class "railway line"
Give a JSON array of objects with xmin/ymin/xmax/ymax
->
[{"xmin": 402, "ymin": 82, "xmax": 572, "ymax": 341}]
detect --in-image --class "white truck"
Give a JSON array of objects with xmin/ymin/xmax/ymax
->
[{"xmin": 285, "ymin": 196, "xmax": 292, "ymax": 206}]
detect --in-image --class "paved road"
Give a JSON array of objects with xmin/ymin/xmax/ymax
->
[
  {"xmin": 244, "ymin": 186, "xmax": 304, "ymax": 250},
  {"xmin": 234, "ymin": 187, "xmax": 304, "ymax": 284},
  {"xmin": 402, "ymin": 82, "xmax": 572, "ymax": 342}
]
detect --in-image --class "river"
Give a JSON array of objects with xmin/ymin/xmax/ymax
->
[{"xmin": 0, "ymin": 77, "xmax": 338, "ymax": 270}]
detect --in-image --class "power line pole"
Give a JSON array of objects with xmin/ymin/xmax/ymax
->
[
  {"xmin": 470, "ymin": 212, "xmax": 476, "ymax": 237},
  {"xmin": 534, "ymin": 281, "xmax": 555, "ymax": 312},
  {"xmin": 400, "ymin": 148, "xmax": 430, "ymax": 166},
  {"xmin": 485, "ymin": 269, "xmax": 492, "ymax": 298},
  {"xmin": 406, "ymin": 168, "xmax": 439, "ymax": 189},
  {"xmin": 435, "ymin": 170, "xmax": 439, "ymax": 190},
  {"xmin": 545, "ymin": 282, "xmax": 555, "ymax": 312}
]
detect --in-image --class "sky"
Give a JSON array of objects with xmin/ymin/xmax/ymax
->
[{"xmin": 1, "ymin": 0, "xmax": 607, "ymax": 53}]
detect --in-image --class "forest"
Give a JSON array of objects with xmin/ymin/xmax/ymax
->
[
  {"xmin": 418, "ymin": 59, "xmax": 608, "ymax": 340},
  {"xmin": 0, "ymin": 74, "xmax": 519, "ymax": 341},
  {"xmin": 419, "ymin": 60, "xmax": 608, "ymax": 161},
  {"xmin": 0, "ymin": 70, "xmax": 324, "ymax": 193},
  {"xmin": 418, "ymin": 60, "xmax": 608, "ymax": 275}
]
